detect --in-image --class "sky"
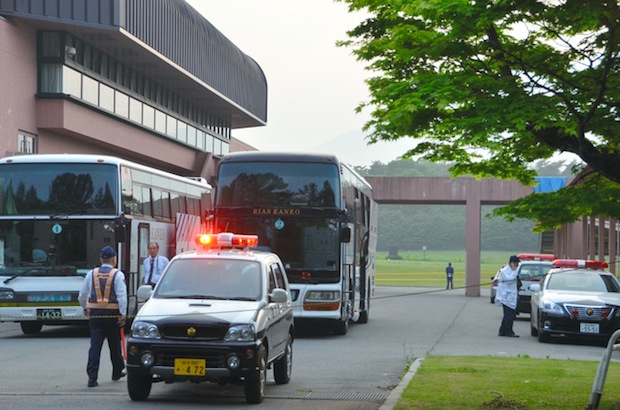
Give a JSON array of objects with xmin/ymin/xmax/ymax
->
[{"xmin": 185, "ymin": 0, "xmax": 413, "ymax": 167}]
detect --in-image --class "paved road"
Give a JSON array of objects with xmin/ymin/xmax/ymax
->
[{"xmin": 0, "ymin": 286, "xmax": 615, "ymax": 409}]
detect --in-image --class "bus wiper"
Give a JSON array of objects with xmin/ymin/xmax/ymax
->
[
  {"xmin": 3, "ymin": 267, "xmax": 44, "ymax": 284},
  {"xmin": 3, "ymin": 265, "xmax": 80, "ymax": 284}
]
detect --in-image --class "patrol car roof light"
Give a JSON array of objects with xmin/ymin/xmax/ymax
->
[
  {"xmin": 196, "ymin": 232, "xmax": 259, "ymax": 249},
  {"xmin": 552, "ymin": 259, "xmax": 609, "ymax": 270},
  {"xmin": 516, "ymin": 253, "xmax": 557, "ymax": 261}
]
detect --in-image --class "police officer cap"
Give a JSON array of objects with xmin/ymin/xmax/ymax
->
[
  {"xmin": 509, "ymin": 255, "xmax": 520, "ymax": 264},
  {"xmin": 100, "ymin": 246, "xmax": 117, "ymax": 259}
]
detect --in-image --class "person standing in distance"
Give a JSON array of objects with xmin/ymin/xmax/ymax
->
[
  {"xmin": 78, "ymin": 246, "xmax": 127, "ymax": 387},
  {"xmin": 495, "ymin": 255, "xmax": 520, "ymax": 337},
  {"xmin": 144, "ymin": 242, "xmax": 169, "ymax": 288},
  {"xmin": 445, "ymin": 262, "xmax": 454, "ymax": 289}
]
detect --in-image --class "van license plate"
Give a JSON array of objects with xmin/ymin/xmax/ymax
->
[{"xmin": 174, "ymin": 358, "xmax": 206, "ymax": 376}]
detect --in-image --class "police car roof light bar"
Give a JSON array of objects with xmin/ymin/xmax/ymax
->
[
  {"xmin": 552, "ymin": 259, "xmax": 609, "ymax": 270},
  {"xmin": 196, "ymin": 232, "xmax": 259, "ymax": 249},
  {"xmin": 517, "ymin": 253, "xmax": 557, "ymax": 261}
]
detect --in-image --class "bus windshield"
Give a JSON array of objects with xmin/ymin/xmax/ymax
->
[
  {"xmin": 0, "ymin": 219, "xmax": 114, "ymax": 275},
  {"xmin": 214, "ymin": 215, "xmax": 340, "ymax": 284},
  {"xmin": 0, "ymin": 163, "xmax": 118, "ymax": 215},
  {"xmin": 216, "ymin": 162, "xmax": 340, "ymax": 208}
]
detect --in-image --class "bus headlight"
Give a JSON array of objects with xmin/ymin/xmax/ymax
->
[
  {"xmin": 131, "ymin": 321, "xmax": 161, "ymax": 338},
  {"xmin": 304, "ymin": 291, "xmax": 340, "ymax": 311},
  {"xmin": 225, "ymin": 324, "xmax": 255, "ymax": 341},
  {"xmin": 0, "ymin": 288, "xmax": 14, "ymax": 300}
]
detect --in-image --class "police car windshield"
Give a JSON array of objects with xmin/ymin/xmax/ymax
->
[
  {"xmin": 155, "ymin": 259, "xmax": 262, "ymax": 301},
  {"xmin": 546, "ymin": 271, "xmax": 620, "ymax": 293}
]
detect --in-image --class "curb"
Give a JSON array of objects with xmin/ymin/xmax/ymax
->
[{"xmin": 379, "ymin": 357, "xmax": 424, "ymax": 410}]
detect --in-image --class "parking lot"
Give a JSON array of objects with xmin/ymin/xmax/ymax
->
[{"xmin": 0, "ymin": 286, "xmax": 616, "ymax": 410}]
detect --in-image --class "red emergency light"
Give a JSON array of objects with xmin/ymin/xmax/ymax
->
[
  {"xmin": 552, "ymin": 259, "xmax": 609, "ymax": 270},
  {"xmin": 195, "ymin": 232, "xmax": 259, "ymax": 249},
  {"xmin": 517, "ymin": 253, "xmax": 557, "ymax": 261}
]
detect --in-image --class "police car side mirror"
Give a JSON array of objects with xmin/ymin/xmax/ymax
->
[
  {"xmin": 137, "ymin": 284, "xmax": 154, "ymax": 301},
  {"xmin": 270, "ymin": 288, "xmax": 288, "ymax": 303},
  {"xmin": 530, "ymin": 284, "xmax": 541, "ymax": 292}
]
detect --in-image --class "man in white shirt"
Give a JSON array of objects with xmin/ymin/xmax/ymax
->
[
  {"xmin": 143, "ymin": 242, "xmax": 169, "ymax": 287},
  {"xmin": 495, "ymin": 255, "xmax": 520, "ymax": 337}
]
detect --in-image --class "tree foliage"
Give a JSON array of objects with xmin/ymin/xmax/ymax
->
[{"xmin": 339, "ymin": 0, "xmax": 620, "ymax": 230}]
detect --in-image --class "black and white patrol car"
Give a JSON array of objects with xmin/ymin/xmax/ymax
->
[
  {"xmin": 126, "ymin": 233, "xmax": 294, "ymax": 404},
  {"xmin": 530, "ymin": 259, "xmax": 620, "ymax": 343}
]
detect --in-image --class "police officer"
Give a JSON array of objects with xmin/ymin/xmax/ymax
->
[{"xmin": 78, "ymin": 246, "xmax": 127, "ymax": 387}]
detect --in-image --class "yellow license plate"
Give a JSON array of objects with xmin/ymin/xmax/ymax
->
[{"xmin": 174, "ymin": 358, "xmax": 206, "ymax": 376}]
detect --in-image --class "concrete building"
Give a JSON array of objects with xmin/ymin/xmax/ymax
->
[{"xmin": 0, "ymin": 0, "xmax": 262, "ymax": 184}]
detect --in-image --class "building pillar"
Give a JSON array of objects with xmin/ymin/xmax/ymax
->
[
  {"xmin": 465, "ymin": 185, "xmax": 481, "ymax": 296},
  {"xmin": 598, "ymin": 216, "xmax": 606, "ymax": 261},
  {"xmin": 589, "ymin": 216, "xmax": 596, "ymax": 259},
  {"xmin": 610, "ymin": 218, "xmax": 617, "ymax": 276}
]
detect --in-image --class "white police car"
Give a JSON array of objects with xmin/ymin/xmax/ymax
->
[
  {"xmin": 530, "ymin": 259, "xmax": 620, "ymax": 343},
  {"xmin": 515, "ymin": 253, "xmax": 556, "ymax": 315},
  {"xmin": 126, "ymin": 233, "xmax": 294, "ymax": 404}
]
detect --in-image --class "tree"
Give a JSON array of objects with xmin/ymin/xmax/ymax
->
[{"xmin": 338, "ymin": 0, "xmax": 620, "ymax": 230}]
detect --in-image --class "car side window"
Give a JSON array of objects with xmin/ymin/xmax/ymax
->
[
  {"xmin": 272, "ymin": 263, "xmax": 286, "ymax": 289},
  {"xmin": 268, "ymin": 265, "xmax": 276, "ymax": 293}
]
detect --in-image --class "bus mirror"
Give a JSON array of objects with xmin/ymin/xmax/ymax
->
[
  {"xmin": 340, "ymin": 226, "xmax": 351, "ymax": 243},
  {"xmin": 114, "ymin": 224, "xmax": 127, "ymax": 243}
]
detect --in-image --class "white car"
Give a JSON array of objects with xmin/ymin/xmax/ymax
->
[
  {"xmin": 126, "ymin": 233, "xmax": 294, "ymax": 404},
  {"xmin": 515, "ymin": 253, "xmax": 556, "ymax": 315},
  {"xmin": 530, "ymin": 259, "xmax": 620, "ymax": 343}
]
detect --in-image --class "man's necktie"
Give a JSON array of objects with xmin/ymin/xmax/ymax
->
[{"xmin": 147, "ymin": 257, "xmax": 155, "ymax": 286}]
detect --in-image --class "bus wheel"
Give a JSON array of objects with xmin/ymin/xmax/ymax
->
[
  {"xmin": 127, "ymin": 372, "xmax": 152, "ymax": 401},
  {"xmin": 20, "ymin": 322, "xmax": 43, "ymax": 335},
  {"xmin": 358, "ymin": 306, "xmax": 369, "ymax": 324},
  {"xmin": 333, "ymin": 318, "xmax": 348, "ymax": 335},
  {"xmin": 244, "ymin": 345, "xmax": 266, "ymax": 403}
]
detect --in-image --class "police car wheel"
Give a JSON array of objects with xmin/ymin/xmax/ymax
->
[
  {"xmin": 244, "ymin": 346, "xmax": 266, "ymax": 404},
  {"xmin": 274, "ymin": 334, "xmax": 293, "ymax": 384},
  {"xmin": 127, "ymin": 372, "xmax": 152, "ymax": 401},
  {"xmin": 537, "ymin": 315, "xmax": 550, "ymax": 343}
]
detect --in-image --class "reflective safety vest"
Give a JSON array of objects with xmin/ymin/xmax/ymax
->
[{"xmin": 86, "ymin": 266, "xmax": 120, "ymax": 310}]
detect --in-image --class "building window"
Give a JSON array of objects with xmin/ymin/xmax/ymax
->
[{"xmin": 18, "ymin": 132, "xmax": 37, "ymax": 154}]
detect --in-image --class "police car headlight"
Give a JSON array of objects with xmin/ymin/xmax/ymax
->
[
  {"xmin": 225, "ymin": 324, "xmax": 255, "ymax": 341},
  {"xmin": 131, "ymin": 321, "xmax": 161, "ymax": 339},
  {"xmin": 0, "ymin": 288, "xmax": 14, "ymax": 300},
  {"xmin": 541, "ymin": 300, "xmax": 564, "ymax": 314}
]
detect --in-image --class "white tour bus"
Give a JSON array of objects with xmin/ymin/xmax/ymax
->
[
  {"xmin": 213, "ymin": 151, "xmax": 377, "ymax": 335},
  {"xmin": 0, "ymin": 154, "xmax": 211, "ymax": 334}
]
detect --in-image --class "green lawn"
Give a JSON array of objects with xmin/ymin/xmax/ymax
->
[
  {"xmin": 395, "ymin": 355, "xmax": 620, "ymax": 410},
  {"xmin": 377, "ymin": 251, "xmax": 620, "ymax": 409},
  {"xmin": 376, "ymin": 250, "xmax": 506, "ymax": 288}
]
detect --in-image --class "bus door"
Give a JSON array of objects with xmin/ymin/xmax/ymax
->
[
  {"xmin": 127, "ymin": 223, "xmax": 150, "ymax": 318},
  {"xmin": 342, "ymin": 222, "xmax": 355, "ymax": 320}
]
